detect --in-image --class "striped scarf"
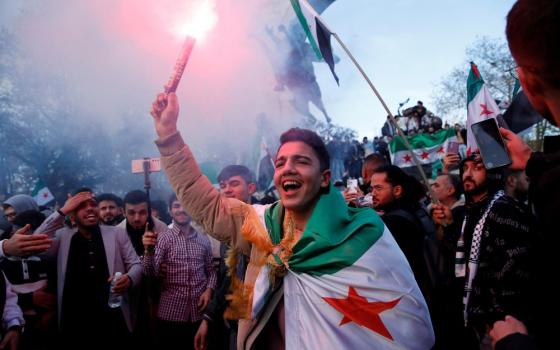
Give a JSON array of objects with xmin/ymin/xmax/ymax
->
[{"xmin": 455, "ymin": 190, "xmax": 504, "ymax": 325}]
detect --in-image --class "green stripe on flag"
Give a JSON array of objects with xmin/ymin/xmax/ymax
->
[
  {"xmin": 389, "ymin": 128, "xmax": 456, "ymax": 153},
  {"xmin": 265, "ymin": 183, "xmax": 385, "ymax": 276},
  {"xmin": 290, "ymin": 0, "xmax": 323, "ymax": 60},
  {"xmin": 467, "ymin": 61, "xmax": 484, "ymax": 104},
  {"xmin": 31, "ymin": 180, "xmax": 46, "ymax": 197}
]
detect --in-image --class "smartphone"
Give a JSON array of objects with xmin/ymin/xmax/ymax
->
[
  {"xmin": 447, "ymin": 141, "xmax": 459, "ymax": 154},
  {"xmin": 131, "ymin": 158, "xmax": 162, "ymax": 174},
  {"xmin": 470, "ymin": 118, "xmax": 512, "ymax": 169},
  {"xmin": 347, "ymin": 179, "xmax": 358, "ymax": 194}
]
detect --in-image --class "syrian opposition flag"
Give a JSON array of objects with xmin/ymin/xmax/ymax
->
[
  {"xmin": 31, "ymin": 180, "xmax": 54, "ymax": 206},
  {"xmin": 250, "ymin": 185, "xmax": 434, "ymax": 349},
  {"xmin": 466, "ymin": 61, "xmax": 500, "ymax": 155},
  {"xmin": 290, "ymin": 0, "xmax": 339, "ymax": 84},
  {"xmin": 389, "ymin": 128, "xmax": 457, "ymax": 168}
]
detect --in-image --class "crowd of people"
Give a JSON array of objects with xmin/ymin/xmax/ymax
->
[{"xmin": 0, "ymin": 0, "xmax": 557, "ymax": 349}]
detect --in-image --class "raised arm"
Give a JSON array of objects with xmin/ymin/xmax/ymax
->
[{"xmin": 150, "ymin": 93, "xmax": 250, "ymax": 253}]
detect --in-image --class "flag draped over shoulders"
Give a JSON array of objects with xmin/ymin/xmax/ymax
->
[{"xmin": 246, "ymin": 184, "xmax": 434, "ymax": 349}]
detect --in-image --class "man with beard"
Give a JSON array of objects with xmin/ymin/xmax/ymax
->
[
  {"xmin": 432, "ymin": 155, "xmax": 536, "ymax": 349},
  {"xmin": 117, "ymin": 190, "xmax": 167, "ymax": 350},
  {"xmin": 32, "ymin": 189, "xmax": 141, "ymax": 350},
  {"xmin": 97, "ymin": 193, "xmax": 124, "ymax": 226},
  {"xmin": 118, "ymin": 190, "xmax": 168, "ymax": 256},
  {"xmin": 142, "ymin": 194, "xmax": 216, "ymax": 350},
  {"xmin": 149, "ymin": 92, "xmax": 434, "ymax": 349},
  {"xmin": 369, "ymin": 165, "xmax": 433, "ymax": 297}
]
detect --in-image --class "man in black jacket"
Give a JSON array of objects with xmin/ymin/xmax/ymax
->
[
  {"xmin": 370, "ymin": 165, "xmax": 433, "ymax": 301},
  {"xmin": 434, "ymin": 154, "xmax": 537, "ymax": 349},
  {"xmin": 492, "ymin": 0, "xmax": 560, "ymax": 348}
]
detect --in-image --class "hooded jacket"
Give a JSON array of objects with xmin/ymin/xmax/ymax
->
[{"xmin": 2, "ymin": 195, "xmax": 39, "ymax": 214}]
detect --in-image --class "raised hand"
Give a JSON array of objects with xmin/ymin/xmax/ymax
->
[
  {"xmin": 150, "ymin": 92, "xmax": 179, "ymax": 138},
  {"xmin": 500, "ymin": 127, "xmax": 532, "ymax": 171},
  {"xmin": 442, "ymin": 153, "xmax": 461, "ymax": 174},
  {"xmin": 60, "ymin": 191, "xmax": 94, "ymax": 215},
  {"xmin": 2, "ymin": 225, "xmax": 52, "ymax": 257}
]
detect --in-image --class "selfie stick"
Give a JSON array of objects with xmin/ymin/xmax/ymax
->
[{"xmin": 142, "ymin": 158, "xmax": 155, "ymax": 231}]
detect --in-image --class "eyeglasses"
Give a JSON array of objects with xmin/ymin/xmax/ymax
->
[
  {"xmin": 4, "ymin": 212, "xmax": 16, "ymax": 220},
  {"xmin": 371, "ymin": 186, "xmax": 391, "ymax": 193}
]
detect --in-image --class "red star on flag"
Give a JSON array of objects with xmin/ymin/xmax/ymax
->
[
  {"xmin": 420, "ymin": 151, "xmax": 430, "ymax": 160},
  {"xmin": 480, "ymin": 103, "xmax": 493, "ymax": 116},
  {"xmin": 403, "ymin": 154, "xmax": 412, "ymax": 163},
  {"xmin": 436, "ymin": 146, "xmax": 444, "ymax": 154},
  {"xmin": 323, "ymin": 287, "xmax": 401, "ymax": 340},
  {"xmin": 42, "ymin": 192, "xmax": 49, "ymax": 199}
]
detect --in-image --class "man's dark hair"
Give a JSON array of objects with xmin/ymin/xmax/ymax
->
[
  {"xmin": 13, "ymin": 210, "xmax": 46, "ymax": 231},
  {"xmin": 506, "ymin": 0, "xmax": 560, "ymax": 88},
  {"xmin": 373, "ymin": 165, "xmax": 425, "ymax": 203},
  {"xmin": 168, "ymin": 193, "xmax": 178, "ymax": 209},
  {"xmin": 72, "ymin": 187, "xmax": 93, "ymax": 196},
  {"xmin": 363, "ymin": 153, "xmax": 387, "ymax": 167},
  {"xmin": 459, "ymin": 128, "xmax": 467, "ymax": 143},
  {"xmin": 96, "ymin": 193, "xmax": 123, "ymax": 207},
  {"xmin": 444, "ymin": 174, "xmax": 463, "ymax": 200},
  {"xmin": 459, "ymin": 154, "xmax": 505, "ymax": 196},
  {"xmin": 217, "ymin": 165, "xmax": 255, "ymax": 184},
  {"xmin": 278, "ymin": 128, "xmax": 330, "ymax": 172},
  {"xmin": 123, "ymin": 190, "xmax": 149, "ymax": 206},
  {"xmin": 151, "ymin": 200, "xmax": 171, "ymax": 224}
]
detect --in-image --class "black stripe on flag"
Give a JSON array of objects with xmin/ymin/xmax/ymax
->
[{"xmin": 315, "ymin": 17, "xmax": 339, "ymax": 85}]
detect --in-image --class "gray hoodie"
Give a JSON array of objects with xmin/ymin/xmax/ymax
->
[{"xmin": 2, "ymin": 194, "xmax": 39, "ymax": 214}]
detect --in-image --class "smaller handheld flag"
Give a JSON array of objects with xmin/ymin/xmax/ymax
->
[
  {"xmin": 31, "ymin": 180, "xmax": 54, "ymax": 206},
  {"xmin": 466, "ymin": 62, "xmax": 500, "ymax": 155}
]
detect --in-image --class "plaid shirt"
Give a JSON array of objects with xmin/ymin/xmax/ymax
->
[{"xmin": 142, "ymin": 223, "xmax": 217, "ymax": 322}]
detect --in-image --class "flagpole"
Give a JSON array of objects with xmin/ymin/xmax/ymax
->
[{"xmin": 331, "ymin": 32, "xmax": 438, "ymax": 203}]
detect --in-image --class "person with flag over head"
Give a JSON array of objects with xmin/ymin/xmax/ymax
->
[{"xmin": 150, "ymin": 92, "xmax": 434, "ymax": 350}]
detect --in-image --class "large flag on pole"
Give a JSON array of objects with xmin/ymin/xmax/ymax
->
[
  {"xmin": 466, "ymin": 62, "xmax": 500, "ymax": 155},
  {"xmin": 31, "ymin": 180, "xmax": 54, "ymax": 206},
  {"xmin": 249, "ymin": 185, "xmax": 434, "ymax": 349},
  {"xmin": 389, "ymin": 128, "xmax": 457, "ymax": 168},
  {"xmin": 290, "ymin": 0, "xmax": 339, "ymax": 84}
]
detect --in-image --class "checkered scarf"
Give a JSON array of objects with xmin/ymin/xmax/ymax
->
[{"xmin": 455, "ymin": 190, "xmax": 505, "ymax": 325}]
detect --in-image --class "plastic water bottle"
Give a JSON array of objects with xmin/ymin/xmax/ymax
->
[{"xmin": 108, "ymin": 272, "xmax": 123, "ymax": 308}]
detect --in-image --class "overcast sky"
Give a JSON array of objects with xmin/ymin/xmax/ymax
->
[
  {"xmin": 314, "ymin": 0, "xmax": 516, "ymax": 138},
  {"xmin": 1, "ymin": 0, "xmax": 517, "ymax": 142}
]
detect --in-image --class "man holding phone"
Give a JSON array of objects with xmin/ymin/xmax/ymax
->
[
  {"xmin": 490, "ymin": 1, "xmax": 560, "ymax": 347},
  {"xmin": 432, "ymin": 153, "xmax": 537, "ymax": 348}
]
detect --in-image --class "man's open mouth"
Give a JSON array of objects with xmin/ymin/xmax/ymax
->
[{"xmin": 282, "ymin": 180, "xmax": 302, "ymax": 193}]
